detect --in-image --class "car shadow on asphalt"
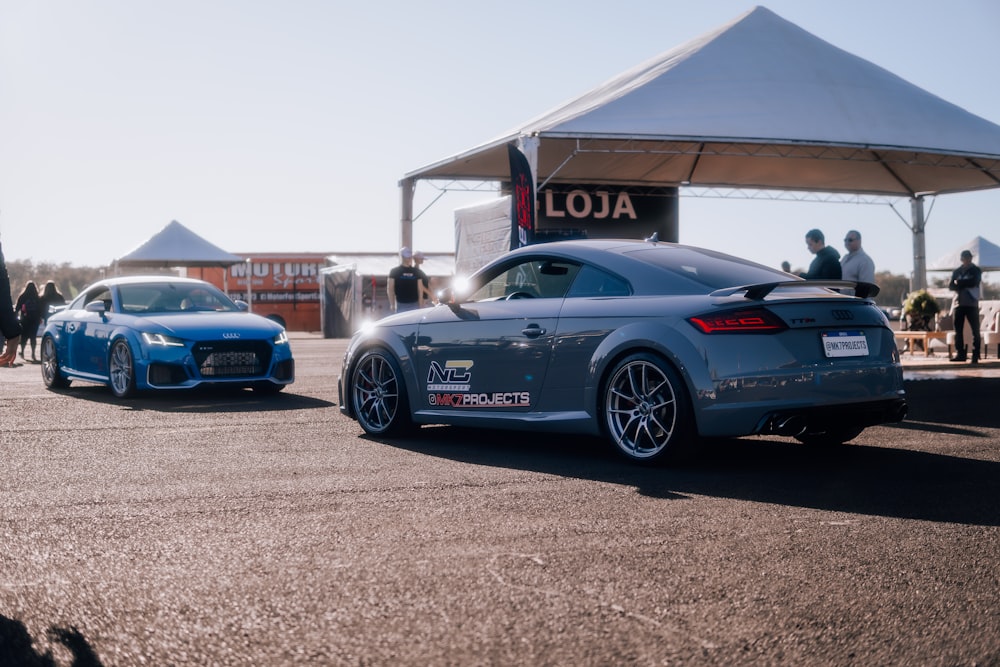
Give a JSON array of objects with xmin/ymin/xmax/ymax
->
[
  {"xmin": 0, "ymin": 614, "xmax": 103, "ymax": 666},
  {"xmin": 45, "ymin": 384, "xmax": 335, "ymax": 413},
  {"xmin": 899, "ymin": 376, "xmax": 1000, "ymax": 429},
  {"xmin": 373, "ymin": 426, "xmax": 1000, "ymax": 527}
]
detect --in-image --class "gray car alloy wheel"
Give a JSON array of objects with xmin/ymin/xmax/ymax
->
[
  {"xmin": 351, "ymin": 350, "xmax": 411, "ymax": 436},
  {"xmin": 109, "ymin": 339, "xmax": 137, "ymax": 398},
  {"xmin": 604, "ymin": 352, "xmax": 689, "ymax": 463}
]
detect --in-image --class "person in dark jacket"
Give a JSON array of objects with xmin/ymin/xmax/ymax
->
[
  {"xmin": 948, "ymin": 249, "xmax": 983, "ymax": 364},
  {"xmin": 0, "ymin": 239, "xmax": 23, "ymax": 367},
  {"xmin": 39, "ymin": 280, "xmax": 66, "ymax": 324},
  {"xmin": 800, "ymin": 228, "xmax": 842, "ymax": 280},
  {"xmin": 14, "ymin": 280, "xmax": 41, "ymax": 361}
]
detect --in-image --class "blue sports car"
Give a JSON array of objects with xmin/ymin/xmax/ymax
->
[
  {"xmin": 41, "ymin": 276, "xmax": 294, "ymax": 397},
  {"xmin": 338, "ymin": 239, "xmax": 907, "ymax": 465}
]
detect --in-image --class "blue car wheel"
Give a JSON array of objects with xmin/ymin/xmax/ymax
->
[
  {"xmin": 40, "ymin": 335, "xmax": 70, "ymax": 389},
  {"xmin": 109, "ymin": 339, "xmax": 137, "ymax": 398}
]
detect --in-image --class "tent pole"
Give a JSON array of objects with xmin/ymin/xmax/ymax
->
[
  {"xmin": 910, "ymin": 196, "xmax": 927, "ymax": 291},
  {"xmin": 400, "ymin": 177, "xmax": 415, "ymax": 251}
]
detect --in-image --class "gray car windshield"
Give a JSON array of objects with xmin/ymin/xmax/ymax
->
[
  {"xmin": 118, "ymin": 283, "xmax": 240, "ymax": 314},
  {"xmin": 626, "ymin": 246, "xmax": 791, "ymax": 293}
]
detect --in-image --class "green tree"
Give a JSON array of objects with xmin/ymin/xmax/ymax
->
[
  {"xmin": 4, "ymin": 260, "xmax": 107, "ymax": 304},
  {"xmin": 872, "ymin": 271, "xmax": 909, "ymax": 309}
]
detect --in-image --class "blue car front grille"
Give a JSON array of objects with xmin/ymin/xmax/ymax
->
[{"xmin": 192, "ymin": 340, "xmax": 271, "ymax": 379}]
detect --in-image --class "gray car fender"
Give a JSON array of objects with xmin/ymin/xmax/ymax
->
[
  {"xmin": 343, "ymin": 325, "xmax": 420, "ymax": 410},
  {"xmin": 584, "ymin": 319, "xmax": 715, "ymax": 417}
]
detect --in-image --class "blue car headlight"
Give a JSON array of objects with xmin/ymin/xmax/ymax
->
[
  {"xmin": 141, "ymin": 332, "xmax": 185, "ymax": 347},
  {"xmin": 274, "ymin": 331, "xmax": 289, "ymax": 345}
]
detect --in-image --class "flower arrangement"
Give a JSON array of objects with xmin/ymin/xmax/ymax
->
[{"xmin": 902, "ymin": 289, "xmax": 940, "ymax": 331}]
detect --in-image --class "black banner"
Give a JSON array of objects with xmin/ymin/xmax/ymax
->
[
  {"xmin": 507, "ymin": 144, "xmax": 536, "ymax": 250},
  {"xmin": 537, "ymin": 184, "xmax": 678, "ymax": 243}
]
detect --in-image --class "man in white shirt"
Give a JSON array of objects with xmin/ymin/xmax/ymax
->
[{"xmin": 840, "ymin": 230, "xmax": 876, "ymax": 295}]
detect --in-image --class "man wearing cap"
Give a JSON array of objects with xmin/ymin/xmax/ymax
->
[
  {"xmin": 949, "ymin": 249, "xmax": 982, "ymax": 363},
  {"xmin": 387, "ymin": 247, "xmax": 427, "ymax": 313}
]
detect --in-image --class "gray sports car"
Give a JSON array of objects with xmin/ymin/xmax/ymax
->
[{"xmin": 338, "ymin": 239, "xmax": 906, "ymax": 464}]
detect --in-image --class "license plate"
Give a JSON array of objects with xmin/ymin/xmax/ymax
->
[{"xmin": 822, "ymin": 331, "xmax": 869, "ymax": 357}]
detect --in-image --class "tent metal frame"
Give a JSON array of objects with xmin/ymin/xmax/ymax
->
[{"xmin": 402, "ymin": 171, "xmax": 938, "ymax": 288}]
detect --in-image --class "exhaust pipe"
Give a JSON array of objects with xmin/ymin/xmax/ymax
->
[{"xmin": 773, "ymin": 415, "xmax": 807, "ymax": 437}]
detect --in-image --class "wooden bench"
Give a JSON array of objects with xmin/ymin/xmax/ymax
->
[{"xmin": 894, "ymin": 331, "xmax": 949, "ymax": 356}]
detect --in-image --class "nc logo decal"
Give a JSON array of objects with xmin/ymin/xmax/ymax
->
[{"xmin": 427, "ymin": 360, "xmax": 473, "ymax": 385}]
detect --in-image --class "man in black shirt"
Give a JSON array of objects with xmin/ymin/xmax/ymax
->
[
  {"xmin": 949, "ymin": 249, "xmax": 982, "ymax": 364},
  {"xmin": 387, "ymin": 247, "xmax": 427, "ymax": 313},
  {"xmin": 800, "ymin": 228, "xmax": 842, "ymax": 280}
]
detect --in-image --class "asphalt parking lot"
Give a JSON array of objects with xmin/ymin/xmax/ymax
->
[{"xmin": 2, "ymin": 334, "xmax": 998, "ymax": 666}]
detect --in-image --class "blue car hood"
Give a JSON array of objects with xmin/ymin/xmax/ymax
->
[{"xmin": 138, "ymin": 312, "xmax": 283, "ymax": 340}]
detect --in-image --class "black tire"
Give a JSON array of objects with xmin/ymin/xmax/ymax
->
[
  {"xmin": 602, "ymin": 352, "xmax": 693, "ymax": 464},
  {"xmin": 109, "ymin": 338, "xmax": 137, "ymax": 398},
  {"xmin": 350, "ymin": 349, "xmax": 412, "ymax": 436},
  {"xmin": 795, "ymin": 426, "xmax": 865, "ymax": 446},
  {"xmin": 40, "ymin": 335, "xmax": 70, "ymax": 389}
]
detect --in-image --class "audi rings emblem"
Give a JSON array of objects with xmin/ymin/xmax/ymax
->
[{"xmin": 831, "ymin": 309, "xmax": 854, "ymax": 321}]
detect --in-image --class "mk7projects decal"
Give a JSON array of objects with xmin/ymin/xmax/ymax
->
[{"xmin": 426, "ymin": 360, "xmax": 530, "ymax": 408}]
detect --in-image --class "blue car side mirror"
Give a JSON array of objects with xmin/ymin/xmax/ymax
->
[{"xmin": 85, "ymin": 300, "xmax": 108, "ymax": 314}]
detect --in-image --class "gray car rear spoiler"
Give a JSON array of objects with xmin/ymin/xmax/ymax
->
[{"xmin": 710, "ymin": 280, "xmax": 880, "ymax": 301}]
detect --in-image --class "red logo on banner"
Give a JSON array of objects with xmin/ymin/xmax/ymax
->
[{"xmin": 507, "ymin": 144, "xmax": 536, "ymax": 249}]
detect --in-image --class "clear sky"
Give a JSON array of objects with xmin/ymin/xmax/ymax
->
[{"xmin": 2, "ymin": 0, "xmax": 998, "ymax": 278}]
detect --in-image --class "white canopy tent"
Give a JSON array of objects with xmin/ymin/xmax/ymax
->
[
  {"xmin": 928, "ymin": 236, "xmax": 1000, "ymax": 273},
  {"xmin": 400, "ymin": 6, "xmax": 1000, "ymax": 289}
]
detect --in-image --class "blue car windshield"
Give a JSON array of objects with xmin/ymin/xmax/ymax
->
[{"xmin": 118, "ymin": 283, "xmax": 240, "ymax": 314}]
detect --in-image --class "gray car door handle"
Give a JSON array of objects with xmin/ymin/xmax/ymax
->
[{"xmin": 522, "ymin": 325, "xmax": 546, "ymax": 337}]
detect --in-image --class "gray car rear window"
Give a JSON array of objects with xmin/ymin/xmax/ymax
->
[{"xmin": 625, "ymin": 246, "xmax": 787, "ymax": 292}]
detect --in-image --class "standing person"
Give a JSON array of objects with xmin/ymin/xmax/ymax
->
[
  {"xmin": 948, "ymin": 249, "xmax": 982, "ymax": 364},
  {"xmin": 840, "ymin": 230, "xmax": 876, "ymax": 295},
  {"xmin": 387, "ymin": 247, "xmax": 426, "ymax": 313},
  {"xmin": 14, "ymin": 280, "xmax": 41, "ymax": 361},
  {"xmin": 0, "ymin": 239, "xmax": 22, "ymax": 367},
  {"xmin": 799, "ymin": 229, "xmax": 842, "ymax": 280},
  {"xmin": 39, "ymin": 280, "xmax": 66, "ymax": 324},
  {"xmin": 412, "ymin": 250, "xmax": 433, "ymax": 305}
]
